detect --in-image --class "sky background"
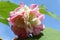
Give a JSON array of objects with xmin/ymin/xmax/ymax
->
[{"xmin": 0, "ymin": 0, "xmax": 60, "ymax": 40}]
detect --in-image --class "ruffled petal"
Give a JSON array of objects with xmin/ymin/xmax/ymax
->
[
  {"xmin": 20, "ymin": 2, "xmax": 24, "ymax": 8},
  {"xmin": 32, "ymin": 24, "xmax": 45, "ymax": 35},
  {"xmin": 30, "ymin": 4, "xmax": 38, "ymax": 11},
  {"xmin": 38, "ymin": 14, "xmax": 45, "ymax": 21}
]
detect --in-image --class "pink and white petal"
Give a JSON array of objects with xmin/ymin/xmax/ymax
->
[
  {"xmin": 39, "ymin": 24, "xmax": 45, "ymax": 31},
  {"xmin": 30, "ymin": 4, "xmax": 38, "ymax": 10},
  {"xmin": 30, "ymin": 4, "xmax": 39, "ymax": 12},
  {"xmin": 10, "ymin": 11, "xmax": 15, "ymax": 17},
  {"xmin": 38, "ymin": 14, "xmax": 45, "ymax": 21},
  {"xmin": 14, "ymin": 7, "xmax": 20, "ymax": 12},
  {"xmin": 7, "ymin": 18, "xmax": 10, "ymax": 22},
  {"xmin": 35, "ymin": 11, "xmax": 41, "ymax": 17},
  {"xmin": 32, "ymin": 24, "xmax": 45, "ymax": 35},
  {"xmin": 33, "ymin": 26, "xmax": 41, "ymax": 35},
  {"xmin": 20, "ymin": 2, "xmax": 24, "ymax": 8},
  {"xmin": 14, "ymin": 3, "xmax": 24, "ymax": 12},
  {"xmin": 7, "ymin": 18, "xmax": 14, "ymax": 25}
]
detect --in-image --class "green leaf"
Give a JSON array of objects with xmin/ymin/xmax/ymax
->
[
  {"xmin": 0, "ymin": 1, "xmax": 19, "ymax": 18},
  {"xmin": 0, "ymin": 2, "xmax": 19, "ymax": 26},
  {"xmin": 0, "ymin": 19, "xmax": 9, "ymax": 26},
  {"xmin": 39, "ymin": 4, "xmax": 47, "ymax": 14},
  {"xmin": 0, "ymin": 16, "xmax": 9, "ymax": 26},
  {"xmin": 39, "ymin": 9, "xmax": 47, "ymax": 14},
  {"xmin": 39, "ymin": 4, "xmax": 47, "ymax": 10},
  {"xmin": 47, "ymin": 12, "xmax": 60, "ymax": 20},
  {"xmin": 39, "ymin": 4, "xmax": 60, "ymax": 20}
]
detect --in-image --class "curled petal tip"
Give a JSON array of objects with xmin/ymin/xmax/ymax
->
[{"xmin": 20, "ymin": 2, "xmax": 24, "ymax": 8}]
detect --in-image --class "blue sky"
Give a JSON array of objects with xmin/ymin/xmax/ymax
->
[{"xmin": 0, "ymin": 0, "xmax": 60, "ymax": 40}]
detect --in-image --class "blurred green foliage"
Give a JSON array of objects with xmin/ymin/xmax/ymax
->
[
  {"xmin": 0, "ymin": 1, "xmax": 19, "ymax": 25},
  {"xmin": 39, "ymin": 4, "xmax": 60, "ymax": 20}
]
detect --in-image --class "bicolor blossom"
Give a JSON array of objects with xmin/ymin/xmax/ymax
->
[{"xmin": 7, "ymin": 3, "xmax": 45, "ymax": 38}]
